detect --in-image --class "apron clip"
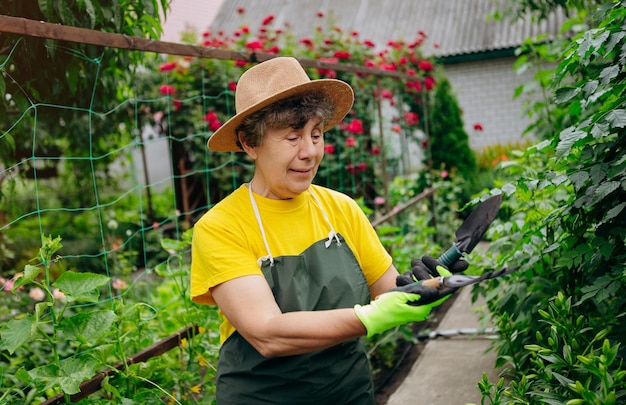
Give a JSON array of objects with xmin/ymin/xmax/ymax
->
[{"xmin": 325, "ymin": 230, "xmax": 341, "ymax": 248}]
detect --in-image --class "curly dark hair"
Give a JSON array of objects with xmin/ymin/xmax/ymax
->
[{"xmin": 235, "ymin": 92, "xmax": 335, "ymax": 149}]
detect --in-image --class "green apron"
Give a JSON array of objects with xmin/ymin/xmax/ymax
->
[{"xmin": 216, "ymin": 185, "xmax": 374, "ymax": 405}]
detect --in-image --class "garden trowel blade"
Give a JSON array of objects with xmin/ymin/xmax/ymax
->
[{"xmin": 455, "ymin": 194, "xmax": 502, "ymax": 253}]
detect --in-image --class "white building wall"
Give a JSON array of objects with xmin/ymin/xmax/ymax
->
[{"xmin": 443, "ymin": 56, "xmax": 537, "ymax": 151}]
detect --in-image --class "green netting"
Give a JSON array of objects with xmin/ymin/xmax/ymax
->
[
  {"xmin": 0, "ymin": 28, "xmax": 432, "ymax": 402},
  {"xmin": 0, "ymin": 38, "xmax": 398, "ymax": 296}
]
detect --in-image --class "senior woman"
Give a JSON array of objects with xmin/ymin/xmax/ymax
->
[{"xmin": 190, "ymin": 57, "xmax": 466, "ymax": 404}]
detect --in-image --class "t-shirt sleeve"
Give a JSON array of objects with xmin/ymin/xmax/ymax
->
[{"xmin": 190, "ymin": 210, "xmax": 263, "ymax": 306}]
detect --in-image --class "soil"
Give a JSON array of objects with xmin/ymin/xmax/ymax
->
[{"xmin": 373, "ymin": 293, "xmax": 458, "ymax": 404}]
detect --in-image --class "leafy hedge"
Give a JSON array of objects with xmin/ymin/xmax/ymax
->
[{"xmin": 477, "ymin": 2, "xmax": 626, "ymax": 403}]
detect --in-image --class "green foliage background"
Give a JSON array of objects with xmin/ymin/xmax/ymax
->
[{"xmin": 476, "ymin": 2, "xmax": 626, "ymax": 403}]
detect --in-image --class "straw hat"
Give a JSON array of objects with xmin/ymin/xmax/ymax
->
[{"xmin": 207, "ymin": 56, "xmax": 355, "ymax": 152}]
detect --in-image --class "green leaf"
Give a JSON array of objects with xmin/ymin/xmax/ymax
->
[
  {"xmin": 52, "ymin": 272, "xmax": 110, "ymax": 303},
  {"xmin": 582, "ymin": 80, "xmax": 598, "ymax": 96},
  {"xmin": 58, "ymin": 356, "xmax": 99, "ymax": 394},
  {"xmin": 605, "ymin": 109, "xmax": 626, "ymax": 128},
  {"xmin": 160, "ymin": 237, "xmax": 188, "ymax": 253},
  {"xmin": 593, "ymin": 181, "xmax": 620, "ymax": 204},
  {"xmin": 0, "ymin": 316, "xmax": 35, "ymax": 354},
  {"xmin": 590, "ymin": 122, "xmax": 609, "ymax": 139},
  {"xmin": 37, "ymin": 0, "xmax": 52, "ymax": 19},
  {"xmin": 12, "ymin": 264, "xmax": 44, "ymax": 290},
  {"xmin": 554, "ymin": 87, "xmax": 580, "ymax": 104},
  {"xmin": 82, "ymin": 0, "xmax": 97, "ymax": 29},
  {"xmin": 556, "ymin": 127, "xmax": 587, "ymax": 159},
  {"xmin": 599, "ymin": 65, "xmax": 619, "ymax": 85},
  {"xmin": 155, "ymin": 261, "xmax": 186, "ymax": 278},
  {"xmin": 59, "ymin": 310, "xmax": 116, "ymax": 343},
  {"xmin": 29, "ymin": 356, "xmax": 98, "ymax": 395},
  {"xmin": 569, "ymin": 171, "xmax": 589, "ymax": 191},
  {"xmin": 601, "ymin": 201, "xmax": 626, "ymax": 224}
]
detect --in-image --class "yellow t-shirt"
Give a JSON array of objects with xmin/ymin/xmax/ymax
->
[{"xmin": 190, "ymin": 184, "xmax": 392, "ymax": 342}]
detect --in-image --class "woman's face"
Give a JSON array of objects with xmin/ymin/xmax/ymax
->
[{"xmin": 242, "ymin": 117, "xmax": 325, "ymax": 200}]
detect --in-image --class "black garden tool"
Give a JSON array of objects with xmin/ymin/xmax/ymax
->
[
  {"xmin": 421, "ymin": 265, "xmax": 520, "ymax": 290},
  {"xmin": 437, "ymin": 194, "xmax": 503, "ymax": 267}
]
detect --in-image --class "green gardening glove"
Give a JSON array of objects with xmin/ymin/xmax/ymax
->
[
  {"xmin": 354, "ymin": 284, "xmax": 441, "ymax": 338},
  {"xmin": 395, "ymin": 255, "xmax": 462, "ymax": 307}
]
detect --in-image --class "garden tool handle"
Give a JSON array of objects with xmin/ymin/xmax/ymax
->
[
  {"xmin": 413, "ymin": 278, "xmax": 445, "ymax": 289},
  {"xmin": 438, "ymin": 243, "xmax": 462, "ymax": 267}
]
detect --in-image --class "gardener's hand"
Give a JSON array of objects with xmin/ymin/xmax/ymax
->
[
  {"xmin": 396, "ymin": 255, "xmax": 468, "ymax": 286},
  {"xmin": 354, "ymin": 284, "xmax": 440, "ymax": 338},
  {"xmin": 396, "ymin": 256, "xmax": 465, "ymax": 306}
]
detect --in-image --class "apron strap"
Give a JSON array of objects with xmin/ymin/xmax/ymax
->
[
  {"xmin": 249, "ymin": 180, "xmax": 275, "ymax": 267},
  {"xmin": 309, "ymin": 187, "xmax": 342, "ymax": 248}
]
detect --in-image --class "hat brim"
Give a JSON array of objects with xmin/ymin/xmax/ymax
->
[{"xmin": 207, "ymin": 79, "xmax": 354, "ymax": 152}]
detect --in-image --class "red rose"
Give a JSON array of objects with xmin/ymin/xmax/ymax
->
[
  {"xmin": 159, "ymin": 85, "xmax": 176, "ymax": 96},
  {"xmin": 324, "ymin": 144, "xmax": 335, "ymax": 154},
  {"xmin": 345, "ymin": 136, "xmax": 358, "ymax": 147},
  {"xmin": 404, "ymin": 112, "xmax": 419, "ymax": 126},
  {"xmin": 262, "ymin": 14, "xmax": 275, "ymax": 25},
  {"xmin": 346, "ymin": 119, "xmax": 364, "ymax": 135},
  {"xmin": 418, "ymin": 60, "xmax": 434, "ymax": 71},
  {"xmin": 159, "ymin": 62, "xmax": 177, "ymax": 72}
]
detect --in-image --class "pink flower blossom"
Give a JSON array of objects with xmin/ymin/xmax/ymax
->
[
  {"xmin": 345, "ymin": 137, "xmax": 358, "ymax": 148},
  {"xmin": 53, "ymin": 288, "xmax": 66, "ymax": 301},
  {"xmin": 391, "ymin": 125, "xmax": 402, "ymax": 133},
  {"xmin": 29, "ymin": 287, "xmax": 45, "ymax": 301},
  {"xmin": 112, "ymin": 278, "xmax": 128, "ymax": 291},
  {"xmin": 357, "ymin": 162, "xmax": 366, "ymax": 171},
  {"xmin": 371, "ymin": 147, "xmax": 381, "ymax": 155},
  {"xmin": 346, "ymin": 163, "xmax": 356, "ymax": 174},
  {"xmin": 324, "ymin": 144, "xmax": 335, "ymax": 154},
  {"xmin": 473, "ymin": 123, "xmax": 484, "ymax": 131},
  {"xmin": 441, "ymin": 170, "xmax": 449, "ymax": 179},
  {"xmin": 374, "ymin": 196, "xmax": 386, "ymax": 206},
  {"xmin": 228, "ymin": 82, "xmax": 237, "ymax": 92},
  {"xmin": 316, "ymin": 11, "xmax": 324, "ymax": 18}
]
